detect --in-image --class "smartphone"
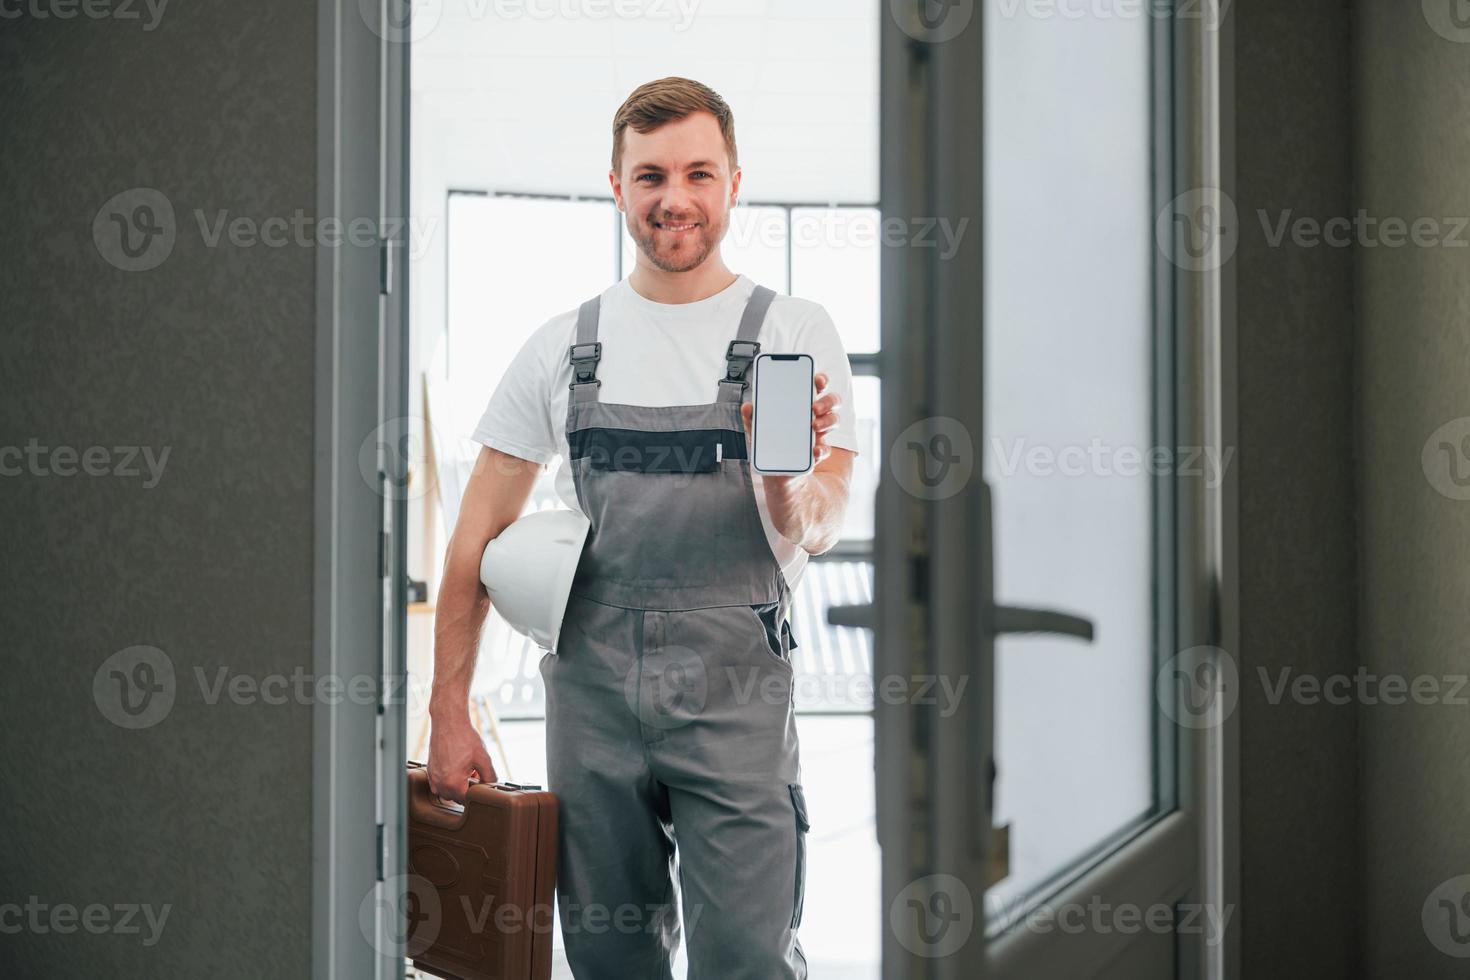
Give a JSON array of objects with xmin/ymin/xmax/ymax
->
[{"xmin": 752, "ymin": 353, "xmax": 815, "ymax": 474}]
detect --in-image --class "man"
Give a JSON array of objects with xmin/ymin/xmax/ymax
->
[{"xmin": 428, "ymin": 76, "xmax": 858, "ymax": 979}]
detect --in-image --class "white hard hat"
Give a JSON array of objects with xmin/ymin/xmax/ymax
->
[{"xmin": 479, "ymin": 508, "xmax": 591, "ymax": 652}]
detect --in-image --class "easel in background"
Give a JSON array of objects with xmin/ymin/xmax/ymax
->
[{"xmin": 411, "ymin": 373, "xmax": 513, "ymax": 779}]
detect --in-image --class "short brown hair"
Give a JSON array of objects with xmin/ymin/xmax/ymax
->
[{"xmin": 611, "ymin": 77, "xmax": 738, "ymax": 176}]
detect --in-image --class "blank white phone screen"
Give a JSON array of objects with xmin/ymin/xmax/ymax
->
[{"xmin": 752, "ymin": 354, "xmax": 813, "ymax": 473}]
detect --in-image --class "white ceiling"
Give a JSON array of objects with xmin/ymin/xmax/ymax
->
[{"xmin": 411, "ymin": 0, "xmax": 879, "ymax": 204}]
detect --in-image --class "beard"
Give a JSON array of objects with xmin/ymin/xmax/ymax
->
[{"xmin": 628, "ymin": 208, "xmax": 726, "ymax": 273}]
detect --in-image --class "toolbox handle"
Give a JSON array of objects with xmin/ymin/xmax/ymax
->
[{"xmin": 406, "ymin": 765, "xmax": 475, "ymax": 831}]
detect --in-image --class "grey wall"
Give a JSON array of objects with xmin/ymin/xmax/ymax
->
[
  {"xmin": 1233, "ymin": 3, "xmax": 1362, "ymax": 978},
  {"xmin": 1235, "ymin": 2, "xmax": 1470, "ymax": 977},
  {"xmin": 0, "ymin": 6, "xmax": 317, "ymax": 978},
  {"xmin": 1355, "ymin": 1, "xmax": 1470, "ymax": 976}
]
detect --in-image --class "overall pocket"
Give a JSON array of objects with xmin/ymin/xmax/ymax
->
[
  {"xmin": 571, "ymin": 426, "xmax": 737, "ymax": 473},
  {"xmin": 789, "ymin": 783, "xmax": 810, "ymax": 929},
  {"xmin": 750, "ymin": 602, "xmax": 792, "ymax": 668}
]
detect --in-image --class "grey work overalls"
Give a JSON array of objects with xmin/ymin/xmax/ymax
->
[{"xmin": 540, "ymin": 283, "xmax": 811, "ymax": 979}]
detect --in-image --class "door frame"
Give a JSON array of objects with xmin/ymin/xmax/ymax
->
[
  {"xmin": 316, "ymin": 0, "xmax": 1237, "ymax": 977},
  {"xmin": 873, "ymin": 2, "xmax": 1237, "ymax": 978},
  {"xmin": 312, "ymin": 1, "xmax": 412, "ymax": 978}
]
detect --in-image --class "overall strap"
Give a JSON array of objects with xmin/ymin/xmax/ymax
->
[
  {"xmin": 717, "ymin": 284, "xmax": 776, "ymax": 403},
  {"xmin": 568, "ymin": 295, "xmax": 603, "ymax": 404}
]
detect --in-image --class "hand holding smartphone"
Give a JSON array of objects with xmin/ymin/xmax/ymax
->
[{"xmin": 751, "ymin": 353, "xmax": 815, "ymax": 474}]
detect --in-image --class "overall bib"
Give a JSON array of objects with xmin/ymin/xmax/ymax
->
[{"xmin": 541, "ymin": 283, "xmax": 810, "ymax": 980}]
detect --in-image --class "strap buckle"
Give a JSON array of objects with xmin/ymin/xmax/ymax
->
[
  {"xmin": 568, "ymin": 341, "xmax": 602, "ymax": 386},
  {"xmin": 723, "ymin": 339, "xmax": 762, "ymax": 386}
]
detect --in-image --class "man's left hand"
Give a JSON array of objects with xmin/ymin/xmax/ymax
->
[{"xmin": 740, "ymin": 371, "xmax": 853, "ymax": 553}]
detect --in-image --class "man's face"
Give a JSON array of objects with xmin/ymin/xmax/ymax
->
[{"xmin": 612, "ymin": 111, "xmax": 740, "ymax": 274}]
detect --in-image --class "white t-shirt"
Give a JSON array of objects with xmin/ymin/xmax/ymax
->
[{"xmin": 472, "ymin": 273, "xmax": 860, "ymax": 592}]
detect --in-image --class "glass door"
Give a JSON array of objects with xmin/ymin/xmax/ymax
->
[{"xmin": 850, "ymin": 2, "xmax": 1229, "ymax": 978}]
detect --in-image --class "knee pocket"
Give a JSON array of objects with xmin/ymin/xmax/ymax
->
[{"xmin": 789, "ymin": 783, "xmax": 810, "ymax": 930}]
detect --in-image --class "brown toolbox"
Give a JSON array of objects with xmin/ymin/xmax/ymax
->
[{"xmin": 405, "ymin": 761, "xmax": 558, "ymax": 980}]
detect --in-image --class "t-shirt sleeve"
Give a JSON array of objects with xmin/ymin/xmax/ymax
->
[
  {"xmin": 471, "ymin": 324, "xmax": 559, "ymax": 465},
  {"xmin": 799, "ymin": 304, "xmax": 861, "ymax": 456}
]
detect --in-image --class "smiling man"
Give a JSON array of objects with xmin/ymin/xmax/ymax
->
[{"xmin": 428, "ymin": 77, "xmax": 859, "ymax": 979}]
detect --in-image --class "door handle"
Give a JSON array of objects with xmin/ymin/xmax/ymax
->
[
  {"xmin": 827, "ymin": 603, "xmax": 874, "ymax": 629},
  {"xmin": 990, "ymin": 604, "xmax": 1094, "ymax": 642},
  {"xmin": 828, "ymin": 602, "xmax": 1092, "ymax": 642}
]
